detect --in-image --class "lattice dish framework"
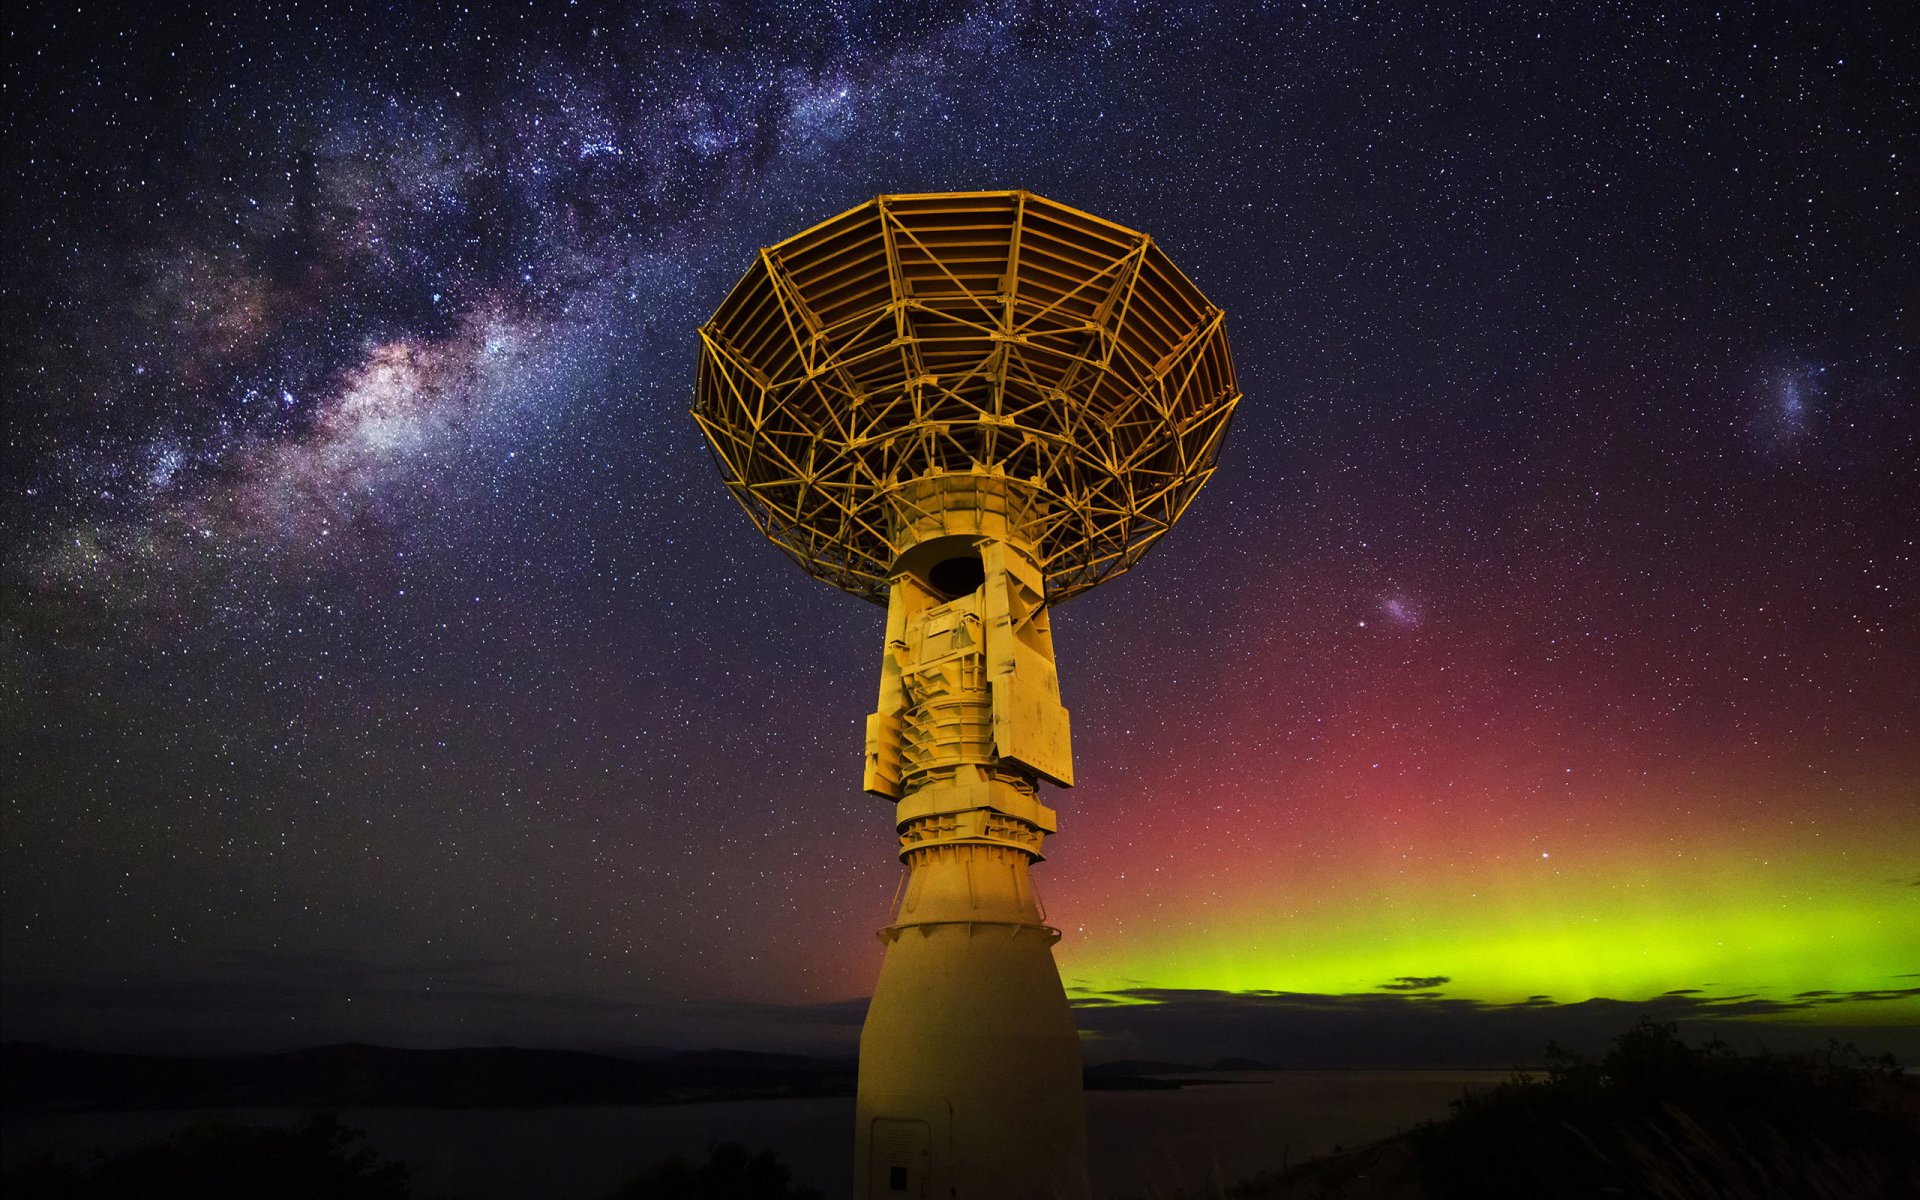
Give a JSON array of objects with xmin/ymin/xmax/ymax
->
[{"xmin": 693, "ymin": 190, "xmax": 1241, "ymax": 604}]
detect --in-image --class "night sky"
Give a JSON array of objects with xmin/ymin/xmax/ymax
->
[{"xmin": 4, "ymin": 2, "xmax": 1915, "ymax": 1064}]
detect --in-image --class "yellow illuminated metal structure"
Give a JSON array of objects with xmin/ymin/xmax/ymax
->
[{"xmin": 693, "ymin": 191, "xmax": 1238, "ymax": 1199}]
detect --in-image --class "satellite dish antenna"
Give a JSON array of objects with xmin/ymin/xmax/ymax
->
[{"xmin": 694, "ymin": 190, "xmax": 1238, "ymax": 1199}]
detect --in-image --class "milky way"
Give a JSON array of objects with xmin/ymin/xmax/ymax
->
[{"xmin": 4, "ymin": 2, "xmax": 1915, "ymax": 1059}]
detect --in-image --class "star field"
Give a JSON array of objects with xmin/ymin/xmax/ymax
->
[{"xmin": 3, "ymin": 1, "xmax": 1915, "ymax": 1055}]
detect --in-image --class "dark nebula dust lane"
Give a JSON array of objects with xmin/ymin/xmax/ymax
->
[{"xmin": 3, "ymin": 2, "xmax": 1915, "ymax": 1056}]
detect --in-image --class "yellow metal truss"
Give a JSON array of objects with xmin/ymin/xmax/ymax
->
[{"xmin": 693, "ymin": 190, "xmax": 1241, "ymax": 604}]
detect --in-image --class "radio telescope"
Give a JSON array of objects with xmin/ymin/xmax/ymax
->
[{"xmin": 693, "ymin": 190, "xmax": 1238, "ymax": 1199}]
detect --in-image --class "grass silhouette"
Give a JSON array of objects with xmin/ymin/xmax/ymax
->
[{"xmin": 1217, "ymin": 1018, "xmax": 1919, "ymax": 1199}]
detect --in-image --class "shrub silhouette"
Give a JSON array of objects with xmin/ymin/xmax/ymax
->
[
  {"xmin": 606, "ymin": 1142, "xmax": 824, "ymax": 1200},
  {"xmin": 1410, "ymin": 1017, "xmax": 1920, "ymax": 1199},
  {"xmin": 2, "ymin": 1111, "xmax": 412, "ymax": 1200}
]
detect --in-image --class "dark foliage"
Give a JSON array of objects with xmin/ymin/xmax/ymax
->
[
  {"xmin": 1410, "ymin": 1018, "xmax": 1920, "ymax": 1199},
  {"xmin": 1, "ymin": 1111, "xmax": 412, "ymax": 1200},
  {"xmin": 606, "ymin": 1142, "xmax": 823, "ymax": 1200}
]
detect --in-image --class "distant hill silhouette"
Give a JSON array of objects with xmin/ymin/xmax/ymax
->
[
  {"xmin": 1080, "ymin": 1057, "xmax": 1279, "ymax": 1089},
  {"xmin": 1082, "ymin": 1057, "xmax": 1206, "ymax": 1078},
  {"xmin": 1, "ymin": 1042, "xmax": 856, "ymax": 1111},
  {"xmin": 4, "ymin": 1043, "xmax": 1236, "ymax": 1110}
]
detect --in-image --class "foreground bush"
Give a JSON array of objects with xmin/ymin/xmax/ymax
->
[
  {"xmin": 1411, "ymin": 1018, "xmax": 1919, "ymax": 1199},
  {"xmin": 607, "ymin": 1141, "xmax": 823, "ymax": 1200},
  {"xmin": 1, "ymin": 1111, "xmax": 412, "ymax": 1200}
]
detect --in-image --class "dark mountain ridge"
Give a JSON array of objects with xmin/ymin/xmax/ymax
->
[
  {"xmin": 2, "ymin": 1041, "xmax": 856, "ymax": 1112},
  {"xmin": 3, "ymin": 1043, "xmax": 1259, "ymax": 1111}
]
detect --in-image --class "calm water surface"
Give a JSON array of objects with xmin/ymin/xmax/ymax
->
[{"xmin": 1, "ymin": 1070, "xmax": 1512, "ymax": 1198}]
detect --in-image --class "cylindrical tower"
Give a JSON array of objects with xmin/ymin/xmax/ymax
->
[
  {"xmin": 692, "ymin": 191, "xmax": 1238, "ymax": 1199},
  {"xmin": 855, "ymin": 475, "xmax": 1085, "ymax": 1197}
]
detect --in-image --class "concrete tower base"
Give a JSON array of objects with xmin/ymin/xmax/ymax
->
[{"xmin": 854, "ymin": 843, "xmax": 1089, "ymax": 1200}]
